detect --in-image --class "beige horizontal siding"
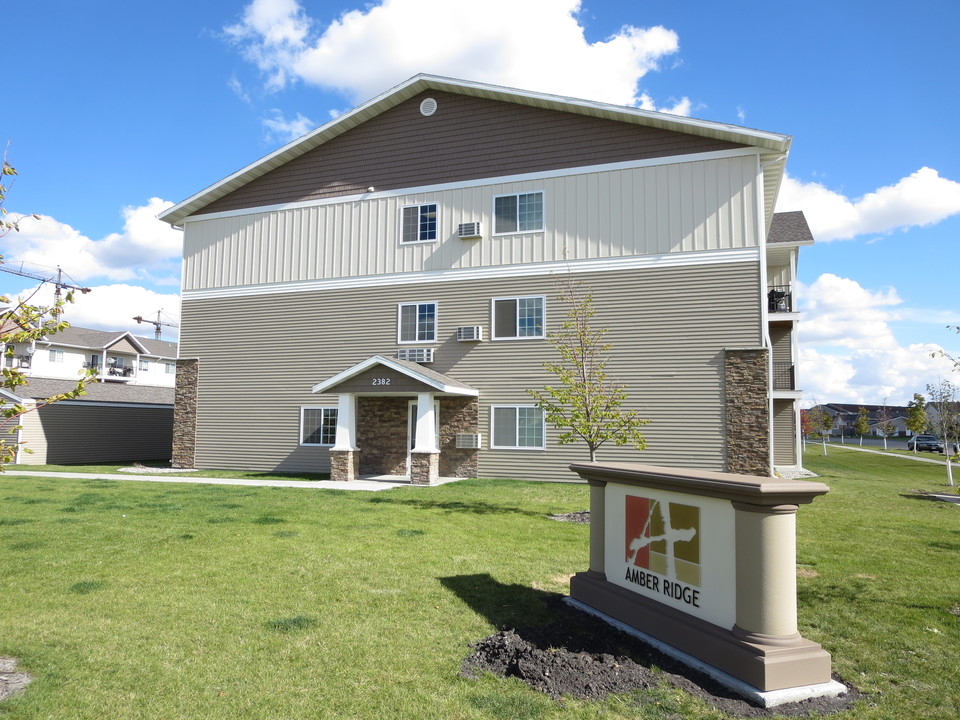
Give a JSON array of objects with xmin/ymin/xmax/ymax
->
[
  {"xmin": 182, "ymin": 154, "xmax": 760, "ymax": 291},
  {"xmin": 181, "ymin": 261, "xmax": 761, "ymax": 478},
  {"xmin": 769, "ymin": 323, "xmax": 793, "ymax": 365},
  {"xmin": 773, "ymin": 399, "xmax": 798, "ymax": 466}
]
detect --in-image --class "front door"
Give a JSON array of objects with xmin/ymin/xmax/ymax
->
[{"xmin": 406, "ymin": 400, "xmax": 440, "ymax": 476}]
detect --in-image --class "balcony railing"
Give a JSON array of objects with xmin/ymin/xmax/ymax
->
[
  {"xmin": 772, "ymin": 362, "xmax": 796, "ymax": 391},
  {"xmin": 768, "ymin": 285, "xmax": 793, "ymax": 313}
]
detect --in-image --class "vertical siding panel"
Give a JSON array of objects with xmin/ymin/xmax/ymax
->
[{"xmin": 181, "ymin": 155, "xmax": 761, "ymax": 289}]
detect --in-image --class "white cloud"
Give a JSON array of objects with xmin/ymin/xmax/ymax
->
[
  {"xmin": 262, "ymin": 108, "xmax": 316, "ymax": 143},
  {"xmin": 225, "ymin": 0, "xmax": 689, "ymax": 110},
  {"xmin": 2, "ymin": 198, "xmax": 181, "ymax": 285},
  {"xmin": 8, "ymin": 281, "xmax": 180, "ymax": 343},
  {"xmin": 798, "ymin": 273, "xmax": 957, "ymax": 404},
  {"xmin": 224, "ymin": 0, "xmax": 313, "ymax": 91},
  {"xmin": 776, "ymin": 167, "xmax": 960, "ymax": 241}
]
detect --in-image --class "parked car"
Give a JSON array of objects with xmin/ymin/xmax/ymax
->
[{"xmin": 906, "ymin": 435, "xmax": 944, "ymax": 452}]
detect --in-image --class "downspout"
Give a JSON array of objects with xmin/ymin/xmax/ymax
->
[{"xmin": 757, "ymin": 154, "xmax": 775, "ymax": 476}]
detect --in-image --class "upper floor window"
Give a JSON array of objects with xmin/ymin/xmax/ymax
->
[
  {"xmin": 49, "ymin": 349, "xmax": 64, "ymax": 363},
  {"xmin": 401, "ymin": 203, "xmax": 438, "ymax": 244},
  {"xmin": 398, "ymin": 302, "xmax": 437, "ymax": 343},
  {"xmin": 494, "ymin": 191, "xmax": 543, "ymax": 234},
  {"xmin": 491, "ymin": 295, "xmax": 545, "ymax": 340},
  {"xmin": 164, "ymin": 362, "xmax": 176, "ymax": 375},
  {"xmin": 139, "ymin": 358, "xmax": 150, "ymax": 371},
  {"xmin": 301, "ymin": 407, "xmax": 338, "ymax": 446}
]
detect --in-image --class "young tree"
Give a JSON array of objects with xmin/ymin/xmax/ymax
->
[
  {"xmin": 854, "ymin": 406, "xmax": 871, "ymax": 446},
  {"xmin": 0, "ymin": 157, "xmax": 92, "ymax": 465},
  {"xmin": 875, "ymin": 401, "xmax": 896, "ymax": 451},
  {"xmin": 528, "ymin": 277, "xmax": 649, "ymax": 462},
  {"xmin": 927, "ymin": 380, "xmax": 959, "ymax": 487},
  {"xmin": 906, "ymin": 393, "xmax": 929, "ymax": 453},
  {"xmin": 803, "ymin": 404, "xmax": 833, "ymax": 456}
]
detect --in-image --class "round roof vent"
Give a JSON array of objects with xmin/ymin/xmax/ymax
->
[{"xmin": 419, "ymin": 98, "xmax": 438, "ymax": 117}]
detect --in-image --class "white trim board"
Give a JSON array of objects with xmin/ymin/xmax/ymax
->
[{"xmin": 182, "ymin": 247, "xmax": 761, "ymax": 302}]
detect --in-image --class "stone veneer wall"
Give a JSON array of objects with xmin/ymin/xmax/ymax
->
[
  {"xmin": 172, "ymin": 358, "xmax": 199, "ymax": 469},
  {"xmin": 357, "ymin": 397, "xmax": 408, "ymax": 475},
  {"xmin": 330, "ymin": 450, "xmax": 360, "ymax": 481},
  {"xmin": 724, "ymin": 348, "xmax": 770, "ymax": 476},
  {"xmin": 439, "ymin": 397, "xmax": 479, "ymax": 478}
]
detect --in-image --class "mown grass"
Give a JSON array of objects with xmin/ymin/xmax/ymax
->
[{"xmin": 0, "ymin": 450, "xmax": 957, "ymax": 719}]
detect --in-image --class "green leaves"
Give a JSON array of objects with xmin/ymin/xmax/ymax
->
[{"xmin": 528, "ymin": 276, "xmax": 649, "ymax": 462}]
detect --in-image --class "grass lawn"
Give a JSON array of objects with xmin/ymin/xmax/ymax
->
[{"xmin": 0, "ymin": 449, "xmax": 958, "ymax": 719}]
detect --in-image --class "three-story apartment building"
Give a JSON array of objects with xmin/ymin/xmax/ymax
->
[{"xmin": 161, "ymin": 75, "xmax": 811, "ymax": 482}]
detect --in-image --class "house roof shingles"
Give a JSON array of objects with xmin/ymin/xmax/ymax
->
[{"xmin": 14, "ymin": 377, "xmax": 174, "ymax": 406}]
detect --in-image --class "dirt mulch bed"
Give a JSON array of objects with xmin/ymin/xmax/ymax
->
[
  {"xmin": 461, "ymin": 597, "xmax": 861, "ymax": 717},
  {"xmin": 0, "ymin": 658, "xmax": 31, "ymax": 704}
]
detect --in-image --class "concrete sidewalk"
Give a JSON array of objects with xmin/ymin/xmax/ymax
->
[
  {"xmin": 3, "ymin": 469, "xmax": 460, "ymax": 492},
  {"xmin": 819, "ymin": 443, "xmax": 954, "ymax": 466}
]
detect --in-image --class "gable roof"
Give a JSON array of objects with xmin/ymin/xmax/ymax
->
[
  {"xmin": 160, "ymin": 74, "xmax": 791, "ymax": 229},
  {"xmin": 37, "ymin": 326, "xmax": 177, "ymax": 357},
  {"xmin": 312, "ymin": 355, "xmax": 478, "ymax": 396}
]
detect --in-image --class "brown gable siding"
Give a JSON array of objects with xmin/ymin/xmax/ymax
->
[{"xmin": 200, "ymin": 91, "xmax": 745, "ymax": 216}]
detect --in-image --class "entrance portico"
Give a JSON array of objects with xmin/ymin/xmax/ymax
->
[{"xmin": 312, "ymin": 355, "xmax": 479, "ymax": 485}]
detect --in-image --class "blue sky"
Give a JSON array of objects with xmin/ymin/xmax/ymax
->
[{"xmin": 3, "ymin": 0, "xmax": 958, "ymax": 405}]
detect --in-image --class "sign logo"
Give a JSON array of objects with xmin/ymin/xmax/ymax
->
[{"xmin": 625, "ymin": 495, "xmax": 701, "ymax": 587}]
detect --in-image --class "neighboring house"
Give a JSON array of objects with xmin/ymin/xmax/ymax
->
[
  {"xmin": 1, "ymin": 325, "xmax": 176, "ymax": 464},
  {"xmin": 814, "ymin": 403, "xmax": 910, "ymax": 438},
  {"xmin": 160, "ymin": 74, "xmax": 811, "ymax": 483}
]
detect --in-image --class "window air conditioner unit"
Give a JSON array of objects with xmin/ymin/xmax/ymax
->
[
  {"xmin": 456, "ymin": 433, "xmax": 481, "ymax": 449},
  {"xmin": 396, "ymin": 347, "xmax": 434, "ymax": 363},
  {"xmin": 457, "ymin": 222, "xmax": 482, "ymax": 239},
  {"xmin": 457, "ymin": 326, "xmax": 483, "ymax": 342}
]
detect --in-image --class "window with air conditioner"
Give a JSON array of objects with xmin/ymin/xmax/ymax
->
[{"xmin": 398, "ymin": 302, "xmax": 437, "ymax": 343}]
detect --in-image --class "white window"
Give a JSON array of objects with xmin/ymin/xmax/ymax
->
[
  {"xmin": 301, "ymin": 407, "xmax": 338, "ymax": 446},
  {"xmin": 164, "ymin": 362, "xmax": 176, "ymax": 375},
  {"xmin": 398, "ymin": 302, "xmax": 437, "ymax": 343},
  {"xmin": 400, "ymin": 203, "xmax": 438, "ymax": 243},
  {"xmin": 491, "ymin": 295, "xmax": 545, "ymax": 340},
  {"xmin": 48, "ymin": 349, "xmax": 64, "ymax": 363},
  {"xmin": 491, "ymin": 405, "xmax": 545, "ymax": 449},
  {"xmin": 494, "ymin": 191, "xmax": 543, "ymax": 234},
  {"xmin": 139, "ymin": 358, "xmax": 150, "ymax": 371}
]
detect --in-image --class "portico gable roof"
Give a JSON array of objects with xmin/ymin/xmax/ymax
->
[{"xmin": 311, "ymin": 355, "xmax": 479, "ymax": 396}]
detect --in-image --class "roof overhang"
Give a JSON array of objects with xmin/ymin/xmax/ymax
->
[
  {"xmin": 312, "ymin": 355, "xmax": 479, "ymax": 396},
  {"xmin": 160, "ymin": 74, "xmax": 792, "ymax": 227}
]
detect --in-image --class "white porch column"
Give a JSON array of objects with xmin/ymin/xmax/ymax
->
[
  {"xmin": 412, "ymin": 392, "xmax": 439, "ymax": 453},
  {"xmin": 332, "ymin": 393, "xmax": 358, "ymax": 451}
]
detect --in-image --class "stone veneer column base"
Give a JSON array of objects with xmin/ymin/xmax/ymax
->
[
  {"xmin": 172, "ymin": 358, "xmax": 199, "ymax": 469},
  {"xmin": 724, "ymin": 348, "xmax": 770, "ymax": 476},
  {"xmin": 410, "ymin": 451, "xmax": 439, "ymax": 485},
  {"xmin": 330, "ymin": 450, "xmax": 360, "ymax": 482}
]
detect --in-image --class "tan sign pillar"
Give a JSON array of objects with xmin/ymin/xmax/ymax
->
[{"xmin": 568, "ymin": 462, "xmax": 842, "ymax": 703}]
